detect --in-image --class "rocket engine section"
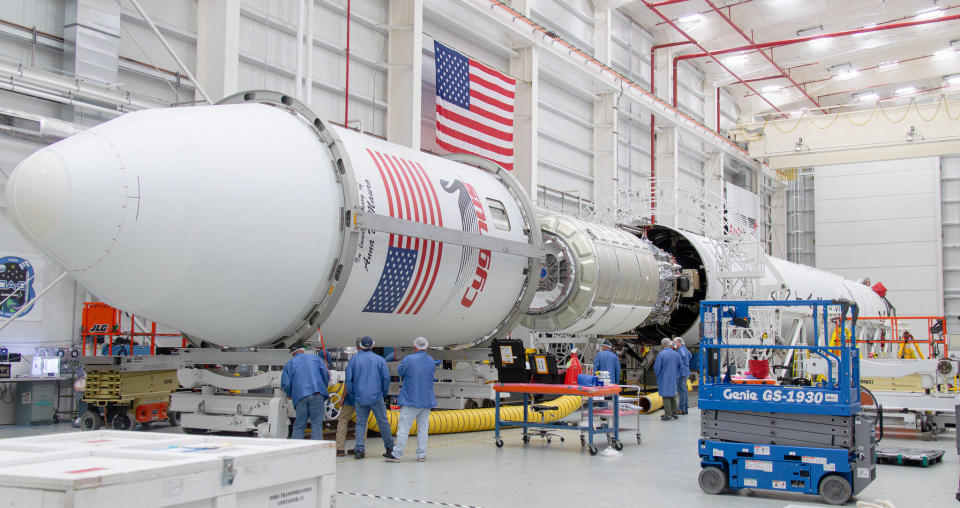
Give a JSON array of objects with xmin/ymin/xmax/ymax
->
[
  {"xmin": 521, "ymin": 214, "xmax": 681, "ymax": 335},
  {"xmin": 5, "ymin": 91, "xmax": 541, "ymax": 349}
]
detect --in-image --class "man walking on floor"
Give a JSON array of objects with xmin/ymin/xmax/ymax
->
[
  {"xmin": 345, "ymin": 336, "xmax": 394, "ymax": 459},
  {"xmin": 281, "ymin": 345, "xmax": 330, "ymax": 440},
  {"xmin": 385, "ymin": 336, "xmax": 436, "ymax": 462},
  {"xmin": 654, "ymin": 337, "xmax": 681, "ymax": 421},
  {"xmin": 674, "ymin": 337, "xmax": 692, "ymax": 415}
]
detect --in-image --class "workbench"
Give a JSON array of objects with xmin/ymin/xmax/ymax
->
[{"xmin": 493, "ymin": 383, "xmax": 622, "ymax": 455}]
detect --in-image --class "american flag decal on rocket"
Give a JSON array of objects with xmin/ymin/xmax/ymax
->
[{"xmin": 362, "ymin": 149, "xmax": 444, "ymax": 315}]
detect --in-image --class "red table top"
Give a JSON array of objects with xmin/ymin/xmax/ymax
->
[{"xmin": 493, "ymin": 383, "xmax": 622, "ymax": 396}]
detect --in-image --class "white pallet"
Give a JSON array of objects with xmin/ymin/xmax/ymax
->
[{"xmin": 0, "ymin": 430, "xmax": 335, "ymax": 507}]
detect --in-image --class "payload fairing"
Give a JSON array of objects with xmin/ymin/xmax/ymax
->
[{"xmin": 5, "ymin": 91, "xmax": 890, "ymax": 349}]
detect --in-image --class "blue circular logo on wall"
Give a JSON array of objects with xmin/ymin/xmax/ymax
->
[{"xmin": 0, "ymin": 256, "xmax": 36, "ymax": 318}]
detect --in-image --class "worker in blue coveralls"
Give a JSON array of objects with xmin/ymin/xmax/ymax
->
[
  {"xmin": 385, "ymin": 336, "xmax": 436, "ymax": 462},
  {"xmin": 345, "ymin": 336, "xmax": 394, "ymax": 459},
  {"xmin": 674, "ymin": 337, "xmax": 693, "ymax": 415},
  {"xmin": 593, "ymin": 341, "xmax": 621, "ymax": 385},
  {"xmin": 654, "ymin": 337, "xmax": 681, "ymax": 421},
  {"xmin": 281, "ymin": 345, "xmax": 330, "ymax": 440}
]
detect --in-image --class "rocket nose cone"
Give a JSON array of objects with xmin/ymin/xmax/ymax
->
[
  {"xmin": 6, "ymin": 131, "xmax": 127, "ymax": 273},
  {"xmin": 6, "ymin": 149, "xmax": 69, "ymax": 242}
]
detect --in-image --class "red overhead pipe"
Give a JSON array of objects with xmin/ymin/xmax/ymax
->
[
  {"xmin": 640, "ymin": 1, "xmax": 782, "ymax": 114},
  {"xmin": 703, "ymin": 0, "xmax": 820, "ymax": 108},
  {"xmin": 649, "ymin": 40, "xmax": 693, "ymax": 225},
  {"xmin": 648, "ymin": 0, "xmax": 693, "ymax": 7},
  {"xmin": 654, "ymin": 0, "xmax": 755, "ymax": 26},
  {"xmin": 676, "ymin": 14, "xmax": 960, "ymax": 62}
]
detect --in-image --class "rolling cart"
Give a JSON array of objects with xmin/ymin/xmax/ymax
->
[
  {"xmin": 493, "ymin": 383, "xmax": 622, "ymax": 455},
  {"xmin": 589, "ymin": 384, "xmax": 643, "ymax": 447}
]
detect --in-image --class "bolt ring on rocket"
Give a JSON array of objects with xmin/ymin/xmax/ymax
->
[
  {"xmin": 216, "ymin": 90, "xmax": 543, "ymax": 349},
  {"xmin": 216, "ymin": 90, "xmax": 361, "ymax": 349}
]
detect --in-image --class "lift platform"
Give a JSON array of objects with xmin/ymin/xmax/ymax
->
[{"xmin": 696, "ymin": 299, "xmax": 877, "ymax": 505}]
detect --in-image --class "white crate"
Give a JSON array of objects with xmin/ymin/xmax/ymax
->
[{"xmin": 0, "ymin": 431, "xmax": 335, "ymax": 507}]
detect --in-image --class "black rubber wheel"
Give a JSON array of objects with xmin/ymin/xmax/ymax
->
[
  {"xmin": 546, "ymin": 437, "xmax": 551, "ymax": 444},
  {"xmin": 79, "ymin": 410, "xmax": 103, "ymax": 431},
  {"xmin": 613, "ymin": 440, "xmax": 624, "ymax": 451},
  {"xmin": 522, "ymin": 435, "xmax": 530, "ymax": 444},
  {"xmin": 580, "ymin": 435, "xmax": 586, "ymax": 447},
  {"xmin": 698, "ymin": 466, "xmax": 727, "ymax": 495},
  {"xmin": 636, "ymin": 433, "xmax": 642, "ymax": 444},
  {"xmin": 111, "ymin": 411, "xmax": 135, "ymax": 431},
  {"xmin": 559, "ymin": 436, "xmax": 565, "ymax": 442},
  {"xmin": 167, "ymin": 411, "xmax": 180, "ymax": 427},
  {"xmin": 589, "ymin": 446, "xmax": 598, "ymax": 455},
  {"xmin": 495, "ymin": 438, "xmax": 504, "ymax": 448},
  {"xmin": 819, "ymin": 475, "xmax": 852, "ymax": 505}
]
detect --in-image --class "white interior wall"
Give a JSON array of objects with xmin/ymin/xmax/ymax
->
[
  {"xmin": 940, "ymin": 157, "xmax": 960, "ymax": 342},
  {"xmin": 815, "ymin": 157, "xmax": 944, "ymax": 316}
]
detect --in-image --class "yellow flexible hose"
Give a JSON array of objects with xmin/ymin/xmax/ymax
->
[
  {"xmin": 330, "ymin": 382, "xmax": 583, "ymax": 435},
  {"xmin": 637, "ymin": 392, "xmax": 663, "ymax": 413},
  {"xmin": 366, "ymin": 395, "xmax": 582, "ymax": 435}
]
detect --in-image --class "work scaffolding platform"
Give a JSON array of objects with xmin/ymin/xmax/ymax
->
[{"xmin": 696, "ymin": 299, "xmax": 877, "ymax": 506}]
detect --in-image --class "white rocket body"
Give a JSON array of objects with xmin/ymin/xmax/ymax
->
[
  {"xmin": 5, "ymin": 92, "xmax": 889, "ymax": 350},
  {"xmin": 6, "ymin": 94, "xmax": 539, "ymax": 348}
]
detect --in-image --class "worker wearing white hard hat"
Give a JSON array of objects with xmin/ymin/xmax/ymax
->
[{"xmin": 385, "ymin": 337, "xmax": 436, "ymax": 462}]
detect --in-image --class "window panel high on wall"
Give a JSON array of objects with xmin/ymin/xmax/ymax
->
[{"xmin": 238, "ymin": 0, "xmax": 388, "ymax": 136}]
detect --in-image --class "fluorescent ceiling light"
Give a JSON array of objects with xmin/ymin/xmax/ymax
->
[
  {"xmin": 723, "ymin": 54, "xmax": 748, "ymax": 66},
  {"xmin": 797, "ymin": 25, "xmax": 823, "ymax": 37},
  {"xmin": 935, "ymin": 48, "xmax": 957, "ymax": 60},
  {"xmin": 761, "ymin": 85, "xmax": 782, "ymax": 93},
  {"xmin": 877, "ymin": 61, "xmax": 899, "ymax": 71},
  {"xmin": 895, "ymin": 86, "xmax": 917, "ymax": 96},
  {"xmin": 827, "ymin": 62, "xmax": 852, "ymax": 72},
  {"xmin": 916, "ymin": 8, "xmax": 944, "ymax": 20},
  {"xmin": 809, "ymin": 37, "xmax": 830, "ymax": 49},
  {"xmin": 679, "ymin": 14, "xmax": 704, "ymax": 23},
  {"xmin": 945, "ymin": 74, "xmax": 960, "ymax": 84},
  {"xmin": 854, "ymin": 92, "xmax": 879, "ymax": 102},
  {"xmin": 836, "ymin": 69, "xmax": 859, "ymax": 80}
]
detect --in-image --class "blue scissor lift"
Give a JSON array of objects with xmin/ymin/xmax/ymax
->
[{"xmin": 696, "ymin": 299, "xmax": 877, "ymax": 505}]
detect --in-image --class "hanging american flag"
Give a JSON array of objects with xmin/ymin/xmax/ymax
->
[
  {"xmin": 362, "ymin": 149, "xmax": 444, "ymax": 315},
  {"xmin": 434, "ymin": 41, "xmax": 515, "ymax": 170}
]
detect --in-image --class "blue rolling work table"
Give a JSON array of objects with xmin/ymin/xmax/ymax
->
[{"xmin": 492, "ymin": 383, "xmax": 621, "ymax": 455}]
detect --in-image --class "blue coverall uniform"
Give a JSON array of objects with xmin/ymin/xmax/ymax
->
[
  {"xmin": 345, "ymin": 349, "xmax": 395, "ymax": 454},
  {"xmin": 392, "ymin": 350, "xmax": 437, "ymax": 459},
  {"xmin": 281, "ymin": 352, "xmax": 330, "ymax": 439}
]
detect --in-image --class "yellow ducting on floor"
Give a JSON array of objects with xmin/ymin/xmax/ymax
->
[
  {"xmin": 329, "ymin": 383, "xmax": 582, "ymax": 435},
  {"xmin": 637, "ymin": 392, "xmax": 663, "ymax": 413},
  {"xmin": 366, "ymin": 395, "xmax": 582, "ymax": 435}
]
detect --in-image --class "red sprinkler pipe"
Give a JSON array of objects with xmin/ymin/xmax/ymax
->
[
  {"xmin": 703, "ymin": 0, "xmax": 820, "ymax": 108},
  {"xmin": 649, "ymin": 40, "xmax": 693, "ymax": 225},
  {"xmin": 648, "ymin": 0, "xmax": 693, "ymax": 7},
  {"xmin": 641, "ymin": 2, "xmax": 783, "ymax": 115},
  {"xmin": 344, "ymin": 0, "xmax": 351, "ymax": 127},
  {"xmin": 677, "ymin": 14, "xmax": 960, "ymax": 62}
]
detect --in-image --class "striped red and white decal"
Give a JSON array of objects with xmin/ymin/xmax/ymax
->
[{"xmin": 367, "ymin": 149, "xmax": 444, "ymax": 314}]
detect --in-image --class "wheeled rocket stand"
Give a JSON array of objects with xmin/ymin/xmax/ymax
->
[{"xmin": 696, "ymin": 299, "xmax": 877, "ymax": 506}]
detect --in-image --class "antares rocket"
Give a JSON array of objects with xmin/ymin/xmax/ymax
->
[{"xmin": 5, "ymin": 91, "xmax": 890, "ymax": 349}]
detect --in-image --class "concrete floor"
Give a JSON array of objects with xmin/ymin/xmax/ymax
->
[{"xmin": 1, "ymin": 410, "xmax": 956, "ymax": 507}]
